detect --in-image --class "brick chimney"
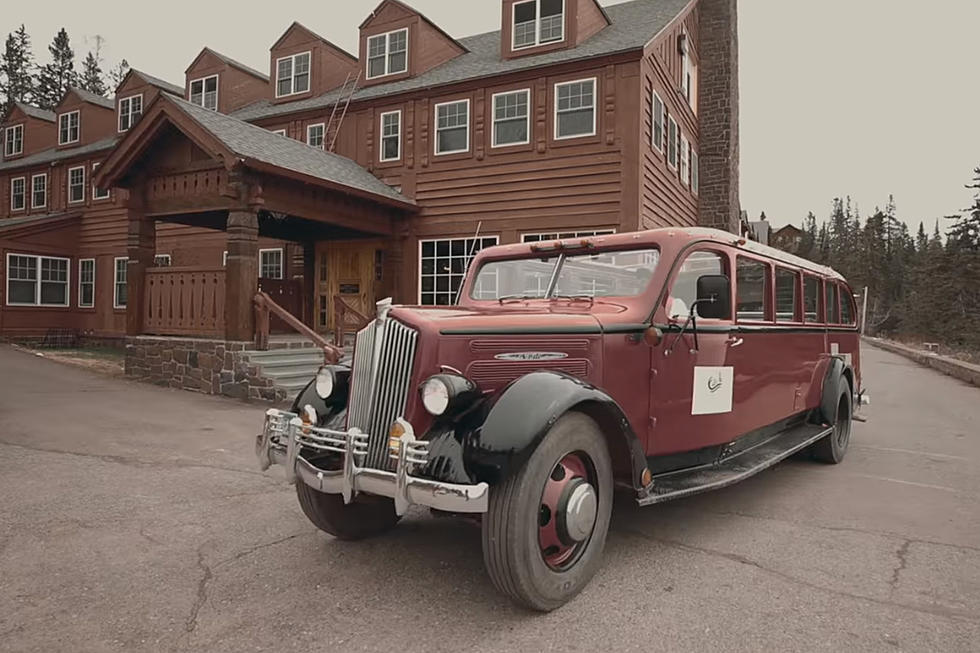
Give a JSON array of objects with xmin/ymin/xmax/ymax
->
[{"xmin": 697, "ymin": 0, "xmax": 740, "ymax": 233}]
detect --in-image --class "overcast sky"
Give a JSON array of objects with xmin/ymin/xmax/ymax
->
[{"xmin": 11, "ymin": 0, "xmax": 979, "ymax": 230}]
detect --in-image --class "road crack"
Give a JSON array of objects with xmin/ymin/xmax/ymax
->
[
  {"xmin": 889, "ymin": 539, "xmax": 912, "ymax": 590},
  {"xmin": 185, "ymin": 545, "xmax": 213, "ymax": 634},
  {"xmin": 213, "ymin": 532, "xmax": 310, "ymax": 570}
]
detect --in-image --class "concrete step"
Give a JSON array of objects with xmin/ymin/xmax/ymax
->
[
  {"xmin": 244, "ymin": 345, "xmax": 353, "ymax": 402},
  {"xmin": 245, "ymin": 353, "xmax": 325, "ymax": 368},
  {"xmin": 262, "ymin": 365, "xmax": 321, "ymax": 380}
]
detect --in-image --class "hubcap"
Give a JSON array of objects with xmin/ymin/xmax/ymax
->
[
  {"xmin": 538, "ymin": 452, "xmax": 598, "ymax": 570},
  {"xmin": 563, "ymin": 482, "xmax": 598, "ymax": 543}
]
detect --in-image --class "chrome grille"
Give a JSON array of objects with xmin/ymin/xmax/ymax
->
[{"xmin": 347, "ymin": 317, "xmax": 419, "ymax": 469}]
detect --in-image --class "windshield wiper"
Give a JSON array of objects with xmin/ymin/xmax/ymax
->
[{"xmin": 550, "ymin": 294, "xmax": 595, "ymax": 304}]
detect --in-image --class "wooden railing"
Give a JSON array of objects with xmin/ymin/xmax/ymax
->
[
  {"xmin": 254, "ymin": 290, "xmax": 342, "ymax": 364},
  {"xmin": 145, "ymin": 267, "xmax": 225, "ymax": 337},
  {"xmin": 258, "ymin": 278, "xmax": 304, "ymax": 334},
  {"xmin": 333, "ymin": 295, "xmax": 373, "ymax": 347}
]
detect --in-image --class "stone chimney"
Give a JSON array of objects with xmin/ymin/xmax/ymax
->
[{"xmin": 697, "ymin": 0, "xmax": 740, "ymax": 233}]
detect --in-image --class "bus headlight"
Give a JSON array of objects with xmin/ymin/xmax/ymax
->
[
  {"xmin": 315, "ymin": 366, "xmax": 335, "ymax": 400},
  {"xmin": 420, "ymin": 374, "xmax": 477, "ymax": 417}
]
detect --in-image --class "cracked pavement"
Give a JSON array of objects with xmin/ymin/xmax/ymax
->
[{"xmin": 0, "ymin": 344, "xmax": 978, "ymax": 652}]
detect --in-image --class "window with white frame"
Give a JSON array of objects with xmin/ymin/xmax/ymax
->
[
  {"xmin": 419, "ymin": 236, "xmax": 498, "ymax": 305},
  {"xmin": 189, "ymin": 75, "xmax": 219, "ymax": 111},
  {"xmin": 118, "ymin": 94, "xmax": 143, "ymax": 131},
  {"xmin": 31, "ymin": 173, "xmax": 46, "ymax": 209},
  {"xmin": 513, "ymin": 0, "xmax": 564, "ymax": 50},
  {"xmin": 10, "ymin": 177, "xmax": 26, "ymax": 211},
  {"xmin": 691, "ymin": 147, "xmax": 699, "ymax": 194},
  {"xmin": 154, "ymin": 254, "xmax": 172, "ymax": 267},
  {"xmin": 92, "ymin": 162, "xmax": 110, "ymax": 200},
  {"xmin": 380, "ymin": 110, "xmax": 401, "ymax": 161},
  {"xmin": 434, "ymin": 99, "xmax": 469, "ymax": 155},
  {"xmin": 6, "ymin": 254, "xmax": 69, "ymax": 306},
  {"xmin": 114, "ymin": 257, "xmax": 128, "ymax": 308},
  {"xmin": 521, "ymin": 228, "xmax": 615, "ymax": 243},
  {"xmin": 259, "ymin": 248, "xmax": 283, "ymax": 279},
  {"xmin": 555, "ymin": 78, "xmax": 596, "ymax": 139},
  {"xmin": 4, "ymin": 124, "xmax": 23, "ymax": 157},
  {"xmin": 492, "ymin": 89, "xmax": 530, "ymax": 147},
  {"xmin": 276, "ymin": 52, "xmax": 311, "ymax": 97},
  {"xmin": 681, "ymin": 32, "xmax": 697, "ymax": 110},
  {"xmin": 222, "ymin": 250, "xmax": 228, "ymax": 266},
  {"xmin": 366, "ymin": 29, "xmax": 408, "ymax": 79},
  {"xmin": 59, "ymin": 110, "xmax": 80, "ymax": 145},
  {"xmin": 78, "ymin": 258, "xmax": 95, "ymax": 307},
  {"xmin": 667, "ymin": 115, "xmax": 678, "ymax": 169},
  {"xmin": 652, "ymin": 91, "xmax": 665, "ymax": 153},
  {"xmin": 680, "ymin": 134, "xmax": 690, "ymax": 186},
  {"xmin": 271, "ymin": 129, "xmax": 286, "ymax": 136},
  {"xmin": 68, "ymin": 166, "xmax": 85, "ymax": 203},
  {"xmin": 306, "ymin": 123, "xmax": 325, "ymax": 148}
]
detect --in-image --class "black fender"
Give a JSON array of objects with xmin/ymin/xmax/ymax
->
[
  {"xmin": 819, "ymin": 357, "xmax": 853, "ymax": 424},
  {"xmin": 435, "ymin": 370, "xmax": 648, "ymax": 489},
  {"xmin": 289, "ymin": 365, "xmax": 351, "ymax": 426}
]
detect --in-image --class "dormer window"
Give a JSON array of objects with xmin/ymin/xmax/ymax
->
[
  {"xmin": 189, "ymin": 75, "xmax": 219, "ymax": 111},
  {"xmin": 513, "ymin": 0, "xmax": 564, "ymax": 50},
  {"xmin": 4, "ymin": 125, "xmax": 23, "ymax": 157},
  {"xmin": 276, "ymin": 53, "xmax": 311, "ymax": 98},
  {"xmin": 118, "ymin": 94, "xmax": 143, "ymax": 131},
  {"xmin": 58, "ymin": 110, "xmax": 80, "ymax": 145},
  {"xmin": 366, "ymin": 29, "xmax": 408, "ymax": 80}
]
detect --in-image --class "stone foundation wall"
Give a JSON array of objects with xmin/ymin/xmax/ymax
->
[{"xmin": 125, "ymin": 336, "xmax": 287, "ymax": 402}]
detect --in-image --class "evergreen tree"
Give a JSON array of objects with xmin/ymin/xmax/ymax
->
[
  {"xmin": 799, "ymin": 212, "xmax": 818, "ymax": 259},
  {"xmin": 106, "ymin": 58, "xmax": 129, "ymax": 90},
  {"xmin": 35, "ymin": 28, "xmax": 77, "ymax": 109},
  {"xmin": 79, "ymin": 51, "xmax": 107, "ymax": 96},
  {"xmin": 0, "ymin": 25, "xmax": 35, "ymax": 116}
]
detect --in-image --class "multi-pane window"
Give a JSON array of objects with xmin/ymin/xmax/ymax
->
[
  {"xmin": 275, "ymin": 52, "xmax": 311, "ymax": 97},
  {"xmin": 513, "ymin": 0, "xmax": 564, "ymax": 50},
  {"xmin": 419, "ymin": 236, "xmax": 498, "ymax": 305},
  {"xmin": 31, "ymin": 173, "xmax": 46, "ymax": 209},
  {"xmin": 10, "ymin": 177, "xmax": 26, "ymax": 211},
  {"xmin": 555, "ymin": 78, "xmax": 596, "ymax": 139},
  {"xmin": 154, "ymin": 254, "xmax": 172, "ymax": 267},
  {"xmin": 6, "ymin": 254, "xmax": 69, "ymax": 306},
  {"xmin": 435, "ymin": 100, "xmax": 469, "ymax": 155},
  {"xmin": 736, "ymin": 257, "xmax": 770, "ymax": 321},
  {"xmin": 521, "ymin": 229, "xmax": 615, "ymax": 243},
  {"xmin": 259, "ymin": 249, "xmax": 283, "ymax": 279},
  {"xmin": 118, "ymin": 94, "xmax": 143, "ymax": 131},
  {"xmin": 492, "ymin": 89, "xmax": 530, "ymax": 147},
  {"xmin": 59, "ymin": 110, "xmax": 80, "ymax": 144},
  {"xmin": 380, "ymin": 111, "xmax": 401, "ymax": 161},
  {"xmin": 189, "ymin": 76, "xmax": 218, "ymax": 111},
  {"xmin": 681, "ymin": 32, "xmax": 697, "ymax": 110},
  {"xmin": 68, "ymin": 166, "xmax": 85, "ymax": 203},
  {"xmin": 366, "ymin": 29, "xmax": 408, "ymax": 79},
  {"xmin": 680, "ymin": 134, "xmax": 690, "ymax": 186},
  {"xmin": 114, "ymin": 257, "xmax": 128, "ymax": 308},
  {"xmin": 4, "ymin": 124, "xmax": 23, "ymax": 157},
  {"xmin": 78, "ymin": 258, "xmax": 95, "ymax": 307},
  {"xmin": 307, "ymin": 123, "xmax": 325, "ymax": 148},
  {"xmin": 825, "ymin": 282, "xmax": 840, "ymax": 324},
  {"xmin": 803, "ymin": 275, "xmax": 822, "ymax": 322},
  {"xmin": 667, "ymin": 116, "xmax": 678, "ymax": 169},
  {"xmin": 775, "ymin": 268, "xmax": 799, "ymax": 322},
  {"xmin": 92, "ymin": 162, "xmax": 110, "ymax": 200},
  {"xmin": 691, "ymin": 148, "xmax": 699, "ymax": 194},
  {"xmin": 652, "ymin": 92, "xmax": 665, "ymax": 153}
]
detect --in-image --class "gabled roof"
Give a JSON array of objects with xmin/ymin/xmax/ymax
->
[
  {"xmin": 11, "ymin": 102, "xmax": 56, "ymax": 123},
  {"xmin": 67, "ymin": 87, "xmax": 115, "ymax": 110},
  {"xmin": 270, "ymin": 22, "xmax": 358, "ymax": 62},
  {"xmin": 359, "ymin": 0, "xmax": 468, "ymax": 53},
  {"xmin": 187, "ymin": 47, "xmax": 270, "ymax": 82},
  {"xmin": 0, "ymin": 135, "xmax": 119, "ymax": 172},
  {"xmin": 129, "ymin": 69, "xmax": 184, "ymax": 96},
  {"xmin": 234, "ymin": 0, "xmax": 690, "ymax": 122}
]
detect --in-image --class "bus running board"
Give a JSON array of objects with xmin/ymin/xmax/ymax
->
[{"xmin": 638, "ymin": 423, "xmax": 834, "ymax": 506}]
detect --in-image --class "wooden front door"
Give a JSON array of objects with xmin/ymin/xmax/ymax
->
[{"xmin": 315, "ymin": 240, "xmax": 381, "ymax": 332}]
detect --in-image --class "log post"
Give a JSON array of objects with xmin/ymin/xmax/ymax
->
[
  {"xmin": 224, "ymin": 209, "xmax": 259, "ymax": 342},
  {"xmin": 125, "ymin": 192, "xmax": 154, "ymax": 336}
]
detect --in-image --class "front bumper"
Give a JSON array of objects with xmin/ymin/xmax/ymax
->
[{"xmin": 256, "ymin": 409, "xmax": 489, "ymax": 516}]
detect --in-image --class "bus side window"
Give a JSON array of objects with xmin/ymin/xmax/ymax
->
[
  {"xmin": 803, "ymin": 275, "xmax": 822, "ymax": 323},
  {"xmin": 825, "ymin": 282, "xmax": 840, "ymax": 324},
  {"xmin": 775, "ymin": 267, "xmax": 800, "ymax": 322},
  {"xmin": 667, "ymin": 250, "xmax": 726, "ymax": 320},
  {"xmin": 840, "ymin": 283, "xmax": 855, "ymax": 325},
  {"xmin": 736, "ymin": 256, "xmax": 771, "ymax": 321}
]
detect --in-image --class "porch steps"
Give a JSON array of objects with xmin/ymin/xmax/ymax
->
[{"xmin": 244, "ymin": 346, "xmax": 352, "ymax": 401}]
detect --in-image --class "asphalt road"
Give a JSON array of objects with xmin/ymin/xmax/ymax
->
[{"xmin": 1, "ymin": 344, "xmax": 978, "ymax": 652}]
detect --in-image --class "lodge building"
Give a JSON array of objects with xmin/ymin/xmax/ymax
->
[{"xmin": 0, "ymin": 0, "xmax": 740, "ymax": 395}]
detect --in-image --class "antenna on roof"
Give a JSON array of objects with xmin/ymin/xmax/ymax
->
[{"xmin": 454, "ymin": 221, "xmax": 483, "ymax": 305}]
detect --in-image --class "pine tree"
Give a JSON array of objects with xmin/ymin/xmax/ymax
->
[
  {"xmin": 942, "ymin": 168, "xmax": 980, "ymax": 348},
  {"xmin": 0, "ymin": 25, "xmax": 35, "ymax": 116},
  {"xmin": 79, "ymin": 51, "xmax": 107, "ymax": 96},
  {"xmin": 799, "ymin": 212, "xmax": 818, "ymax": 259},
  {"xmin": 35, "ymin": 28, "xmax": 77, "ymax": 109},
  {"xmin": 106, "ymin": 58, "xmax": 129, "ymax": 90}
]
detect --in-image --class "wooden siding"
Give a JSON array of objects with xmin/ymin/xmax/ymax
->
[
  {"xmin": 54, "ymin": 91, "xmax": 115, "ymax": 149},
  {"xmin": 144, "ymin": 266, "xmax": 226, "ymax": 337},
  {"xmin": 1, "ymin": 107, "xmax": 57, "ymax": 158},
  {"xmin": 185, "ymin": 50, "xmax": 270, "ymax": 114},
  {"xmin": 269, "ymin": 24, "xmax": 358, "ymax": 104}
]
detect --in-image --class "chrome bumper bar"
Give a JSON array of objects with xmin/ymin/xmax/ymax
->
[{"xmin": 256, "ymin": 409, "xmax": 489, "ymax": 516}]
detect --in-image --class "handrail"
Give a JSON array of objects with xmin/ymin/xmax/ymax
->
[
  {"xmin": 254, "ymin": 290, "xmax": 341, "ymax": 364},
  {"xmin": 333, "ymin": 295, "xmax": 372, "ymax": 347}
]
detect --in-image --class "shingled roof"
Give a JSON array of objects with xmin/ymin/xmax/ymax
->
[
  {"xmin": 0, "ymin": 135, "xmax": 119, "ymax": 172},
  {"xmin": 13, "ymin": 102, "xmax": 56, "ymax": 122},
  {"xmin": 131, "ymin": 69, "xmax": 185, "ymax": 96},
  {"xmin": 70, "ymin": 87, "xmax": 115, "ymax": 110},
  {"xmin": 204, "ymin": 48, "xmax": 270, "ymax": 81},
  {"xmin": 233, "ymin": 0, "xmax": 690, "ymax": 122}
]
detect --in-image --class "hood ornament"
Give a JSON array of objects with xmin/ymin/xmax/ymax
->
[{"xmin": 376, "ymin": 297, "xmax": 394, "ymax": 322}]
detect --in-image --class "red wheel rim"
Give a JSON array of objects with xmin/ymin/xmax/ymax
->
[{"xmin": 538, "ymin": 452, "xmax": 597, "ymax": 571}]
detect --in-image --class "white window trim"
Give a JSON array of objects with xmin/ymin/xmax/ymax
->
[
  {"xmin": 92, "ymin": 162, "xmax": 110, "ymax": 200},
  {"xmin": 10, "ymin": 176, "xmax": 26, "ymax": 211},
  {"xmin": 78, "ymin": 258, "xmax": 95, "ymax": 308},
  {"xmin": 259, "ymin": 248, "xmax": 284, "ymax": 279},
  {"xmin": 491, "ymin": 88, "xmax": 531, "ymax": 148},
  {"xmin": 306, "ymin": 122, "xmax": 325, "ymax": 148},
  {"xmin": 4, "ymin": 124, "xmax": 24, "ymax": 157},
  {"xmin": 667, "ymin": 115, "xmax": 679, "ymax": 170},
  {"xmin": 31, "ymin": 173, "xmax": 47, "ymax": 209},
  {"xmin": 651, "ymin": 90, "xmax": 665, "ymax": 153},
  {"xmin": 275, "ymin": 51, "xmax": 311, "ymax": 98},
  {"xmin": 433, "ymin": 99, "xmax": 471, "ymax": 156},
  {"xmin": 5, "ymin": 252, "xmax": 71, "ymax": 307},
  {"xmin": 117, "ymin": 93, "xmax": 143, "ymax": 132},
  {"xmin": 691, "ymin": 148, "xmax": 699, "ymax": 195},
  {"xmin": 188, "ymin": 74, "xmax": 219, "ymax": 110},
  {"xmin": 417, "ymin": 235, "xmax": 500, "ymax": 304},
  {"xmin": 553, "ymin": 77, "xmax": 597, "ymax": 141},
  {"xmin": 58, "ymin": 110, "xmax": 80, "ymax": 145},
  {"xmin": 67, "ymin": 165, "xmax": 86, "ymax": 204},
  {"xmin": 512, "ymin": 0, "xmax": 566, "ymax": 51},
  {"xmin": 113, "ymin": 257, "xmax": 128, "ymax": 309},
  {"xmin": 154, "ymin": 254, "xmax": 172, "ymax": 267},
  {"xmin": 271, "ymin": 129, "xmax": 286, "ymax": 137},
  {"xmin": 365, "ymin": 28, "xmax": 409, "ymax": 80},
  {"xmin": 379, "ymin": 110, "xmax": 402, "ymax": 162},
  {"xmin": 520, "ymin": 228, "xmax": 616, "ymax": 242},
  {"xmin": 680, "ymin": 133, "xmax": 690, "ymax": 187},
  {"xmin": 222, "ymin": 250, "xmax": 228, "ymax": 266}
]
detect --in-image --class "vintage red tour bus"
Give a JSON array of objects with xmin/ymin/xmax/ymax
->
[{"xmin": 256, "ymin": 227, "xmax": 869, "ymax": 611}]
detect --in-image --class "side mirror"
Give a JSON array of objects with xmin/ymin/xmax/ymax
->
[{"xmin": 696, "ymin": 274, "xmax": 731, "ymax": 319}]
